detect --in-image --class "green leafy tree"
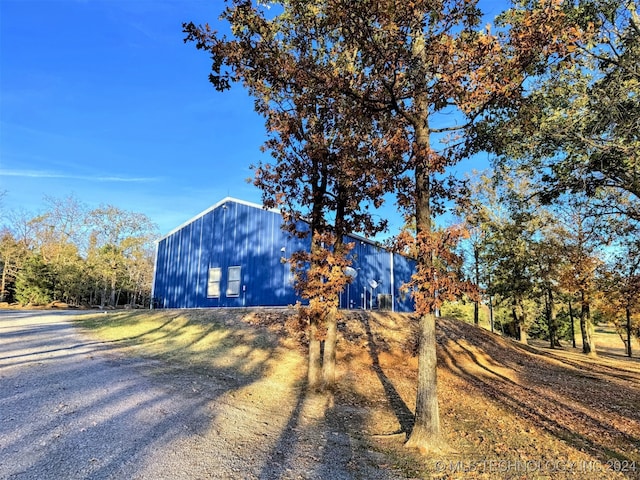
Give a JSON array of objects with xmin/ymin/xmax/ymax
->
[
  {"xmin": 15, "ymin": 254, "xmax": 53, "ymax": 305},
  {"xmin": 529, "ymin": 234, "xmax": 565, "ymax": 348},
  {"xmin": 86, "ymin": 206, "xmax": 157, "ymax": 307},
  {"xmin": 120, "ymin": 236, "xmax": 156, "ymax": 307},
  {"xmin": 489, "ymin": 0, "xmax": 640, "ymax": 221},
  {"xmin": 483, "ymin": 185, "xmax": 541, "ymax": 344},
  {"xmin": 8, "ymin": 197, "xmax": 89, "ymax": 305},
  {"xmin": 0, "ymin": 229, "xmax": 27, "ymax": 303},
  {"xmin": 1, "ymin": 197, "xmax": 156, "ymax": 308},
  {"xmin": 465, "ymin": 172, "xmax": 578, "ymax": 348},
  {"xmin": 456, "ymin": 172, "xmax": 502, "ymax": 329}
]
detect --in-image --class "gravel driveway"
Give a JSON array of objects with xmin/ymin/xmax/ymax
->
[{"xmin": 0, "ymin": 311, "xmax": 400, "ymax": 480}]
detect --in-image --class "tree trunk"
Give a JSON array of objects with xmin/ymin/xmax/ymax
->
[
  {"xmin": 489, "ymin": 295, "xmax": 494, "ymax": 333},
  {"xmin": 473, "ymin": 244, "xmax": 480, "ymax": 326},
  {"xmin": 544, "ymin": 292, "xmax": 552, "ymax": 348},
  {"xmin": 305, "ymin": 151, "xmax": 329, "ymax": 393},
  {"xmin": 473, "ymin": 301, "xmax": 479, "ymax": 327},
  {"xmin": 626, "ymin": 306, "xmax": 632, "ymax": 358},
  {"xmin": 515, "ymin": 299, "xmax": 528, "ymax": 344},
  {"xmin": 519, "ymin": 317, "xmax": 528, "ymax": 344},
  {"xmin": 568, "ymin": 299, "xmax": 576, "ymax": 348},
  {"xmin": 0, "ymin": 262, "xmax": 7, "ymax": 302},
  {"xmin": 511, "ymin": 304, "xmax": 519, "ymax": 337},
  {"xmin": 579, "ymin": 290, "xmax": 596, "ymax": 356},
  {"xmin": 405, "ymin": 312, "xmax": 442, "ymax": 452},
  {"xmin": 488, "ymin": 273, "xmax": 494, "ymax": 333},
  {"xmin": 322, "ymin": 306, "xmax": 338, "ymax": 390},
  {"xmin": 110, "ymin": 271, "xmax": 117, "ymax": 307},
  {"xmin": 308, "ymin": 316, "xmax": 322, "ymax": 390},
  {"xmin": 322, "ymin": 190, "xmax": 347, "ymax": 391},
  {"xmin": 405, "ymin": 67, "xmax": 442, "ymax": 451},
  {"xmin": 547, "ymin": 288, "xmax": 558, "ymax": 349}
]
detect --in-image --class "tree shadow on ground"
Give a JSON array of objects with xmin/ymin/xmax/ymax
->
[
  {"xmin": 0, "ymin": 310, "xmax": 291, "ymax": 479},
  {"xmin": 437, "ymin": 318, "xmax": 640, "ymax": 470},
  {"xmin": 358, "ymin": 313, "xmax": 415, "ymax": 437},
  {"xmin": 257, "ymin": 310, "xmax": 411, "ymax": 480},
  {"xmin": 257, "ymin": 386, "xmax": 402, "ymax": 480},
  {"xmin": 0, "ymin": 314, "xmax": 181, "ymax": 368}
]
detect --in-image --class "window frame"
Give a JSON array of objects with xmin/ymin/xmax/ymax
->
[
  {"xmin": 226, "ymin": 266, "xmax": 241, "ymax": 297},
  {"xmin": 207, "ymin": 267, "xmax": 221, "ymax": 298}
]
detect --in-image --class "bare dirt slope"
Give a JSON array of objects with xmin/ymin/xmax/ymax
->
[{"xmin": 249, "ymin": 309, "xmax": 640, "ymax": 478}]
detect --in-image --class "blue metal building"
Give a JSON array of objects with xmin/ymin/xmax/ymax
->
[{"xmin": 152, "ymin": 197, "xmax": 416, "ymax": 312}]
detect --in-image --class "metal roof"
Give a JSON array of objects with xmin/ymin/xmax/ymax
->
[{"xmin": 158, "ymin": 196, "xmax": 388, "ymax": 249}]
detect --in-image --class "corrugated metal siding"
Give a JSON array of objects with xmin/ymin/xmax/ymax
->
[
  {"xmin": 339, "ymin": 238, "xmax": 415, "ymax": 312},
  {"xmin": 152, "ymin": 198, "xmax": 415, "ymax": 312},
  {"xmin": 392, "ymin": 252, "xmax": 416, "ymax": 312}
]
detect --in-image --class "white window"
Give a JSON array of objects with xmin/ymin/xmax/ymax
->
[
  {"xmin": 207, "ymin": 267, "xmax": 221, "ymax": 298},
  {"xmin": 226, "ymin": 266, "xmax": 241, "ymax": 297}
]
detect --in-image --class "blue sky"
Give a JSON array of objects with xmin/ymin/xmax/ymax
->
[{"xmin": 1, "ymin": 0, "xmax": 498, "ymax": 238}]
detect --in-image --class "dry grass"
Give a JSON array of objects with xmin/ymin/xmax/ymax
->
[{"xmin": 76, "ymin": 309, "xmax": 640, "ymax": 479}]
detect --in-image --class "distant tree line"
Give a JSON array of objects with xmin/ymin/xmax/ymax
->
[
  {"xmin": 456, "ymin": 0, "xmax": 640, "ymax": 357},
  {"xmin": 456, "ymin": 173, "xmax": 640, "ymax": 357},
  {"xmin": 0, "ymin": 194, "xmax": 158, "ymax": 309}
]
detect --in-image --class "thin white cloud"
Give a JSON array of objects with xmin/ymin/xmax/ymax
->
[{"xmin": 0, "ymin": 169, "xmax": 161, "ymax": 183}]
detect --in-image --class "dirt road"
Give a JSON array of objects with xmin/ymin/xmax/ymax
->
[{"xmin": 0, "ymin": 310, "xmax": 397, "ymax": 480}]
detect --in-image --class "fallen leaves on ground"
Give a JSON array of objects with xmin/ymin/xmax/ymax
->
[{"xmin": 244, "ymin": 309, "xmax": 640, "ymax": 479}]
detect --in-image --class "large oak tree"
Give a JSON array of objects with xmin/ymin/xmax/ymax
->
[{"xmin": 323, "ymin": 0, "xmax": 578, "ymax": 452}]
